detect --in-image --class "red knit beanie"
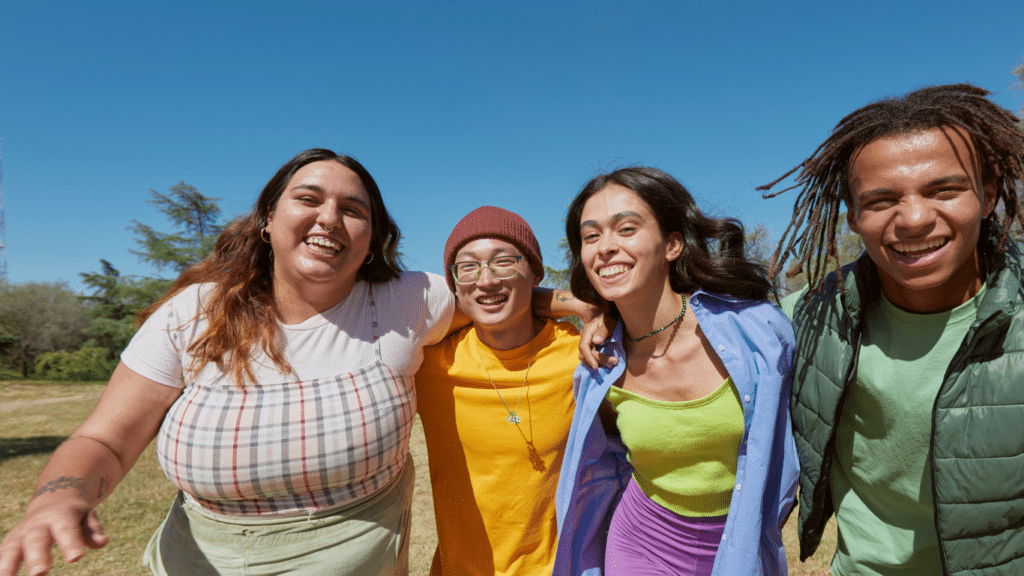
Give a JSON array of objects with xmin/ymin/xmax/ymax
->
[{"xmin": 444, "ymin": 206, "xmax": 544, "ymax": 291}]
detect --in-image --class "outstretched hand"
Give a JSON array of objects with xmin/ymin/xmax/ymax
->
[
  {"xmin": 578, "ymin": 312, "xmax": 617, "ymax": 369},
  {"xmin": 0, "ymin": 499, "xmax": 109, "ymax": 576}
]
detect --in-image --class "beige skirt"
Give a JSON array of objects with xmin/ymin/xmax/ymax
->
[{"xmin": 143, "ymin": 455, "xmax": 414, "ymax": 576}]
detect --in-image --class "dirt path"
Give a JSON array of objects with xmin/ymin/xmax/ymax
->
[{"xmin": 0, "ymin": 392, "xmax": 103, "ymax": 412}]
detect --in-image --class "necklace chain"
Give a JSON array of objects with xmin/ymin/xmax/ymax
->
[
  {"xmin": 474, "ymin": 336, "xmax": 534, "ymax": 424},
  {"xmin": 625, "ymin": 295, "xmax": 687, "ymax": 343}
]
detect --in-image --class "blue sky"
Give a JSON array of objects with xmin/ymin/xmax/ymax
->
[{"xmin": 2, "ymin": 1, "xmax": 1022, "ymax": 292}]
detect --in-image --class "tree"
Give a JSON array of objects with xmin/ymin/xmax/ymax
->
[
  {"xmin": 128, "ymin": 182, "xmax": 224, "ymax": 275},
  {"xmin": 779, "ymin": 212, "xmax": 864, "ymax": 296},
  {"xmin": 1016, "ymin": 59, "xmax": 1024, "ymax": 130},
  {"xmin": 0, "ymin": 282, "xmax": 90, "ymax": 377},
  {"xmin": 78, "ymin": 259, "xmax": 166, "ymax": 362},
  {"xmin": 542, "ymin": 239, "xmax": 572, "ymax": 291},
  {"xmin": 744, "ymin": 223, "xmax": 774, "ymax": 268}
]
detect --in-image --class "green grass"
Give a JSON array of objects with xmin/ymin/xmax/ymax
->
[{"xmin": 1, "ymin": 382, "xmax": 833, "ymax": 575}]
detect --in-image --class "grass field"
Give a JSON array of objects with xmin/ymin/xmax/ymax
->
[{"xmin": 1, "ymin": 382, "xmax": 834, "ymax": 575}]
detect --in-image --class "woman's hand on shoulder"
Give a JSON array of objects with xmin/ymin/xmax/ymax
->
[{"xmin": 578, "ymin": 312, "xmax": 617, "ymax": 369}]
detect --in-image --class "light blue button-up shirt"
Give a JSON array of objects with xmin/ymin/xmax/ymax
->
[{"xmin": 553, "ymin": 290, "xmax": 799, "ymax": 576}]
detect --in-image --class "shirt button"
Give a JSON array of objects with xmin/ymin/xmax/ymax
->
[
  {"xmin": 744, "ymin": 395, "xmax": 752, "ymax": 403},
  {"xmin": 735, "ymin": 483, "xmax": 742, "ymax": 491},
  {"xmin": 718, "ymin": 345, "xmax": 725, "ymax": 351}
]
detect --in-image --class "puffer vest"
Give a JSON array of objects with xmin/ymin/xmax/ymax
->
[{"xmin": 789, "ymin": 225, "xmax": 1024, "ymax": 575}]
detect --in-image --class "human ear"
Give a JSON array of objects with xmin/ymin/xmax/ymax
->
[
  {"xmin": 980, "ymin": 180, "xmax": 997, "ymax": 218},
  {"xmin": 845, "ymin": 198, "xmax": 861, "ymax": 235},
  {"xmin": 665, "ymin": 231, "xmax": 684, "ymax": 261}
]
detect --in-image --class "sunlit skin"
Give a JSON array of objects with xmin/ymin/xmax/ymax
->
[
  {"xmin": 847, "ymin": 127, "xmax": 996, "ymax": 313},
  {"xmin": 265, "ymin": 161, "xmax": 374, "ymax": 323},
  {"xmin": 579, "ymin": 184, "xmax": 683, "ymax": 333},
  {"xmin": 579, "ymin": 184, "xmax": 728, "ymax": 403},
  {"xmin": 454, "ymin": 238, "xmax": 539, "ymax": 351}
]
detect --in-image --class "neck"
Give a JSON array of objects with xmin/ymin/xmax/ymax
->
[
  {"xmin": 618, "ymin": 284, "xmax": 685, "ymax": 343},
  {"xmin": 273, "ymin": 273, "xmax": 357, "ymax": 324},
  {"xmin": 476, "ymin": 316, "xmax": 542, "ymax": 351}
]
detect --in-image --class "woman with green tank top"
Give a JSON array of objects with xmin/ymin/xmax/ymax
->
[{"xmin": 554, "ymin": 167, "xmax": 799, "ymax": 576}]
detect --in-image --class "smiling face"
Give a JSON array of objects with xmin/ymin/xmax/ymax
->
[
  {"xmin": 578, "ymin": 184, "xmax": 682, "ymax": 306},
  {"xmin": 847, "ymin": 127, "xmax": 996, "ymax": 313},
  {"xmin": 265, "ymin": 160, "xmax": 373, "ymax": 308},
  {"xmin": 454, "ymin": 237, "xmax": 538, "ymax": 350}
]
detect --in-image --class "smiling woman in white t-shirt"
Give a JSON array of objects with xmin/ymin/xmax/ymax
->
[{"xmin": 0, "ymin": 149, "xmax": 455, "ymax": 576}]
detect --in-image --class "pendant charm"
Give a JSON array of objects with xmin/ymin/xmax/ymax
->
[{"xmin": 506, "ymin": 412, "xmax": 521, "ymax": 424}]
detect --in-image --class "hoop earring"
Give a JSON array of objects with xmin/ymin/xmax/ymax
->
[
  {"xmin": 260, "ymin": 227, "xmax": 271, "ymax": 244},
  {"xmin": 364, "ymin": 252, "xmax": 375, "ymax": 265}
]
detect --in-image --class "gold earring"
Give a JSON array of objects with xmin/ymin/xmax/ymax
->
[
  {"xmin": 260, "ymin": 227, "xmax": 271, "ymax": 243},
  {"xmin": 364, "ymin": 252, "xmax": 375, "ymax": 265}
]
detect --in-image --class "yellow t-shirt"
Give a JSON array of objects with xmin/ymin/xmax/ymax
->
[{"xmin": 416, "ymin": 319, "xmax": 579, "ymax": 576}]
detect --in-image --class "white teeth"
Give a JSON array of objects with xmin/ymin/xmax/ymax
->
[
  {"xmin": 306, "ymin": 236, "xmax": 341, "ymax": 251},
  {"xmin": 892, "ymin": 238, "xmax": 946, "ymax": 254},
  {"xmin": 478, "ymin": 295, "xmax": 507, "ymax": 305},
  {"xmin": 599, "ymin": 264, "xmax": 630, "ymax": 277}
]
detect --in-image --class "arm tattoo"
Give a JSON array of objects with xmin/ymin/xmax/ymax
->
[
  {"xmin": 555, "ymin": 290, "xmax": 573, "ymax": 303},
  {"xmin": 34, "ymin": 476, "xmax": 89, "ymax": 499}
]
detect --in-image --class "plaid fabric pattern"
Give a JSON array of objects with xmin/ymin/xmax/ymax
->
[{"xmin": 156, "ymin": 285, "xmax": 416, "ymax": 516}]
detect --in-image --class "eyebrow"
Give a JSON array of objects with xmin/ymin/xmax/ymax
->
[
  {"xmin": 455, "ymin": 247, "xmax": 521, "ymax": 261},
  {"xmin": 291, "ymin": 184, "xmax": 371, "ymax": 208},
  {"xmin": 856, "ymin": 175, "xmax": 974, "ymax": 199},
  {"xmin": 580, "ymin": 210, "xmax": 645, "ymax": 229}
]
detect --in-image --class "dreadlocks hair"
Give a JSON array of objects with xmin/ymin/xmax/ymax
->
[{"xmin": 758, "ymin": 83, "xmax": 1024, "ymax": 294}]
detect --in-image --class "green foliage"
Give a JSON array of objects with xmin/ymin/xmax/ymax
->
[
  {"xmin": 0, "ymin": 282, "xmax": 90, "ymax": 377},
  {"xmin": 127, "ymin": 182, "xmax": 224, "ymax": 274},
  {"xmin": 34, "ymin": 347, "xmax": 115, "ymax": 381},
  {"xmin": 744, "ymin": 222, "xmax": 774, "ymax": 267},
  {"xmin": 780, "ymin": 212, "xmax": 863, "ymax": 296},
  {"xmin": 540, "ymin": 237, "xmax": 572, "ymax": 291},
  {"xmin": 78, "ymin": 260, "xmax": 171, "ymax": 360}
]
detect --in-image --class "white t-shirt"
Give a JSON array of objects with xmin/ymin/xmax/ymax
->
[
  {"xmin": 121, "ymin": 271, "xmax": 454, "ymax": 515},
  {"xmin": 124, "ymin": 272, "xmax": 454, "ymax": 387}
]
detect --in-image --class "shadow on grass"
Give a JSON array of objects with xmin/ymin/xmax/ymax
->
[{"xmin": 1, "ymin": 436, "xmax": 67, "ymax": 465}]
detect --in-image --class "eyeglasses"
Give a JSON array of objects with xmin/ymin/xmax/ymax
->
[{"xmin": 451, "ymin": 255, "xmax": 525, "ymax": 285}]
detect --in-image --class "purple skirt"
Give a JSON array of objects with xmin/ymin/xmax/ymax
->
[{"xmin": 605, "ymin": 478, "xmax": 727, "ymax": 576}]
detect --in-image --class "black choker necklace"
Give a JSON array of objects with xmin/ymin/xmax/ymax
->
[{"xmin": 625, "ymin": 296, "xmax": 687, "ymax": 343}]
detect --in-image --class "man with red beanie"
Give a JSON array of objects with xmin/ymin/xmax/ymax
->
[{"xmin": 416, "ymin": 206, "xmax": 582, "ymax": 575}]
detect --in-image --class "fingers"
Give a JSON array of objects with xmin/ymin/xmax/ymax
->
[
  {"xmin": 0, "ymin": 506, "xmax": 103, "ymax": 576},
  {"xmin": 0, "ymin": 542, "xmax": 25, "ymax": 576},
  {"xmin": 7, "ymin": 527, "xmax": 55, "ymax": 576},
  {"xmin": 81, "ymin": 510, "xmax": 109, "ymax": 549},
  {"xmin": 50, "ymin": 512, "xmax": 94, "ymax": 564}
]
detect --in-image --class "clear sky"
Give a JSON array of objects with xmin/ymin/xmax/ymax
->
[{"xmin": 2, "ymin": 1, "xmax": 1022, "ymax": 292}]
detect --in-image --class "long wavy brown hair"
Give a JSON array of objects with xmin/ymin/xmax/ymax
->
[{"xmin": 138, "ymin": 149, "xmax": 404, "ymax": 387}]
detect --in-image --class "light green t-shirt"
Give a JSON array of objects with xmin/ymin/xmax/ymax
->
[{"xmin": 827, "ymin": 286, "xmax": 984, "ymax": 576}]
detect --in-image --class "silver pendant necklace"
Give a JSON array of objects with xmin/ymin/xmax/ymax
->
[{"xmin": 474, "ymin": 336, "xmax": 534, "ymax": 424}]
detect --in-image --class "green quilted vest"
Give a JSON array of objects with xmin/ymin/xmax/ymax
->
[{"xmin": 789, "ymin": 224, "xmax": 1024, "ymax": 575}]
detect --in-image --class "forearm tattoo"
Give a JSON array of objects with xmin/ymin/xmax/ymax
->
[
  {"xmin": 555, "ymin": 290, "xmax": 574, "ymax": 303},
  {"xmin": 34, "ymin": 476, "xmax": 90, "ymax": 499}
]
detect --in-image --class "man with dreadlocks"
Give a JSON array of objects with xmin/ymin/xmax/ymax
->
[{"xmin": 761, "ymin": 83, "xmax": 1024, "ymax": 576}]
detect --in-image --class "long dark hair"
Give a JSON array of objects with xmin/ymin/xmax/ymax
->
[
  {"xmin": 565, "ymin": 166, "xmax": 773, "ymax": 314},
  {"xmin": 139, "ymin": 148, "xmax": 404, "ymax": 386}
]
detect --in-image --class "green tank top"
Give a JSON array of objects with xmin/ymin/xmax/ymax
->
[{"xmin": 606, "ymin": 377, "xmax": 743, "ymax": 517}]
